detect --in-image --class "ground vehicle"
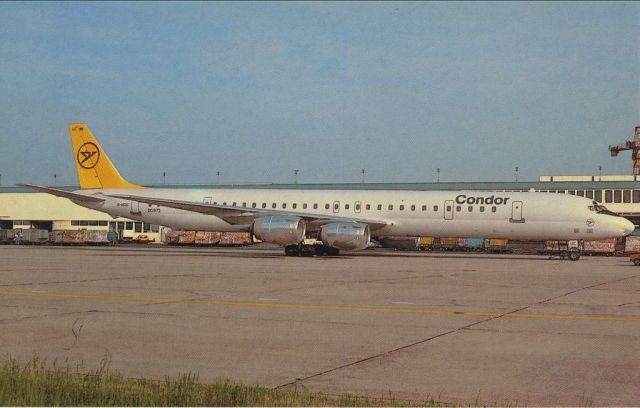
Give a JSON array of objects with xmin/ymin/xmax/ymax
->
[{"xmin": 629, "ymin": 253, "xmax": 640, "ymax": 265}]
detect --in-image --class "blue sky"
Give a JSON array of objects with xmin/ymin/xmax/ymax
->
[{"xmin": 0, "ymin": 2, "xmax": 638, "ymax": 186}]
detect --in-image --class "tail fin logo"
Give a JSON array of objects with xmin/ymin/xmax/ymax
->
[{"xmin": 77, "ymin": 142, "xmax": 100, "ymax": 169}]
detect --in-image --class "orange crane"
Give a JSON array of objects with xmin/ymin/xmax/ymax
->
[{"xmin": 609, "ymin": 125, "xmax": 640, "ymax": 175}]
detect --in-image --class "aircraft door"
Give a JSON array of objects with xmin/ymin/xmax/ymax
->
[
  {"xmin": 510, "ymin": 201, "xmax": 524, "ymax": 223},
  {"xmin": 444, "ymin": 200, "xmax": 454, "ymax": 220},
  {"xmin": 130, "ymin": 199, "xmax": 141, "ymax": 215}
]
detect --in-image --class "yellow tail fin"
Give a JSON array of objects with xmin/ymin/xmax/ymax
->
[{"xmin": 69, "ymin": 123, "xmax": 141, "ymax": 189}]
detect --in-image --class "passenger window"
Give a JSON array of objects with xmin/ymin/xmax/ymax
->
[
  {"xmin": 422, "ymin": 205, "xmax": 427, "ymax": 211},
  {"xmin": 480, "ymin": 206, "xmax": 485, "ymax": 212},
  {"xmin": 411, "ymin": 205, "xmax": 415, "ymax": 211},
  {"xmin": 232, "ymin": 202, "xmax": 236, "ymax": 206},
  {"xmin": 242, "ymin": 202, "xmax": 247, "ymax": 207},
  {"xmin": 334, "ymin": 203, "xmax": 339, "ymax": 210},
  {"xmin": 491, "ymin": 206, "xmax": 497, "ymax": 212},
  {"xmin": 595, "ymin": 190, "xmax": 603, "ymax": 202},
  {"xmin": 282, "ymin": 203, "xmax": 287, "ymax": 209},
  {"xmin": 355, "ymin": 203, "xmax": 361, "ymax": 211},
  {"xmin": 446, "ymin": 205, "xmax": 451, "ymax": 212},
  {"xmin": 252, "ymin": 203, "xmax": 257, "ymax": 208},
  {"xmin": 213, "ymin": 202, "xmax": 217, "ymax": 205},
  {"xmin": 468, "ymin": 206, "xmax": 473, "ymax": 212},
  {"xmin": 433, "ymin": 205, "xmax": 438, "ymax": 211},
  {"xmin": 366, "ymin": 204, "xmax": 371, "ymax": 210},
  {"xmin": 623, "ymin": 190, "xmax": 631, "ymax": 203},
  {"xmin": 294, "ymin": 203, "xmax": 298, "ymax": 209},
  {"xmin": 345, "ymin": 204, "xmax": 350, "ymax": 210},
  {"xmin": 568, "ymin": 191, "xmax": 575, "ymax": 195},
  {"xmin": 222, "ymin": 202, "xmax": 227, "ymax": 205},
  {"xmin": 456, "ymin": 206, "xmax": 461, "ymax": 212},
  {"xmin": 614, "ymin": 190, "xmax": 621, "ymax": 203},
  {"xmin": 377, "ymin": 204, "xmax": 382, "ymax": 210},
  {"xmin": 325, "ymin": 204, "xmax": 330, "ymax": 210},
  {"xmin": 388, "ymin": 205, "xmax": 393, "ymax": 210},
  {"xmin": 399, "ymin": 205, "xmax": 404, "ymax": 211},
  {"xmin": 262, "ymin": 203, "xmax": 267, "ymax": 208},
  {"xmin": 272, "ymin": 203, "xmax": 276, "ymax": 208},
  {"xmin": 313, "ymin": 203, "xmax": 318, "ymax": 209}
]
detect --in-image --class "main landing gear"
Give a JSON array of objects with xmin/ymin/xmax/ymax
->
[{"xmin": 284, "ymin": 244, "xmax": 340, "ymax": 257}]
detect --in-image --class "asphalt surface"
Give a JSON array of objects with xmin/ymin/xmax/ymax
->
[{"xmin": 0, "ymin": 245, "xmax": 639, "ymax": 406}]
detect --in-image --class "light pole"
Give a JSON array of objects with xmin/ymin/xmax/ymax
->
[
  {"xmin": 0, "ymin": 173, "xmax": 2, "ymax": 186},
  {"xmin": 163, "ymin": 171, "xmax": 166, "ymax": 185},
  {"xmin": 53, "ymin": 173, "xmax": 57, "ymax": 186},
  {"xmin": 514, "ymin": 166, "xmax": 519, "ymax": 182},
  {"xmin": 361, "ymin": 169, "xmax": 365, "ymax": 183},
  {"xmin": 294, "ymin": 169, "xmax": 299, "ymax": 184},
  {"xmin": 436, "ymin": 168, "xmax": 440, "ymax": 183},
  {"xmin": 598, "ymin": 165, "xmax": 602, "ymax": 180},
  {"xmin": 217, "ymin": 171, "xmax": 220, "ymax": 185}
]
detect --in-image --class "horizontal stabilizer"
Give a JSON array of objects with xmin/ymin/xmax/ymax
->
[{"xmin": 17, "ymin": 184, "xmax": 105, "ymax": 203}]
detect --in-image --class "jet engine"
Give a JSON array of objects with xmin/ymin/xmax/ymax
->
[
  {"xmin": 253, "ymin": 216, "xmax": 306, "ymax": 246},
  {"xmin": 319, "ymin": 222, "xmax": 370, "ymax": 251}
]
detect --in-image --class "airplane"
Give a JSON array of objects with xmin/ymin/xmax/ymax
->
[{"xmin": 20, "ymin": 124, "xmax": 635, "ymax": 260}]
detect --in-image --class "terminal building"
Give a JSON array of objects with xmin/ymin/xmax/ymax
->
[{"xmin": 1, "ymin": 174, "xmax": 640, "ymax": 241}]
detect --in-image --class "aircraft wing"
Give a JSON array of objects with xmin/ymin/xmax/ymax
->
[
  {"xmin": 108, "ymin": 194, "xmax": 388, "ymax": 230},
  {"xmin": 17, "ymin": 184, "xmax": 105, "ymax": 203}
]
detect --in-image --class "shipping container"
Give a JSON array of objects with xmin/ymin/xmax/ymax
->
[
  {"xmin": 464, "ymin": 238, "xmax": 485, "ymax": 251},
  {"xmin": 582, "ymin": 239, "xmax": 616, "ymax": 255},
  {"xmin": 418, "ymin": 236, "xmax": 435, "ymax": 251},
  {"xmin": 50, "ymin": 230, "xmax": 109, "ymax": 245},
  {"xmin": 487, "ymin": 239, "xmax": 510, "ymax": 253},
  {"xmin": 624, "ymin": 236, "xmax": 640, "ymax": 253},
  {"xmin": 380, "ymin": 237, "xmax": 419, "ymax": 251},
  {"xmin": 219, "ymin": 232, "xmax": 251, "ymax": 246},
  {"xmin": 439, "ymin": 238, "xmax": 464, "ymax": 251}
]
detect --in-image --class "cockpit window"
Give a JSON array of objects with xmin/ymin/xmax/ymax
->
[{"xmin": 589, "ymin": 201, "xmax": 619, "ymax": 216}]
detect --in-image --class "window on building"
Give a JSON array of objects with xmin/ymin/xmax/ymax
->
[
  {"xmin": 143, "ymin": 223, "xmax": 151, "ymax": 232},
  {"xmin": 150, "ymin": 224, "xmax": 159, "ymax": 232},
  {"xmin": 594, "ymin": 190, "xmax": 602, "ymax": 202},
  {"xmin": 614, "ymin": 190, "xmax": 622, "ymax": 203},
  {"xmin": 623, "ymin": 190, "xmax": 631, "ymax": 203},
  {"xmin": 586, "ymin": 191, "xmax": 594, "ymax": 199},
  {"xmin": 134, "ymin": 222, "xmax": 142, "ymax": 233},
  {"xmin": 80, "ymin": 221, "xmax": 89, "ymax": 226},
  {"xmin": 576, "ymin": 191, "xmax": 584, "ymax": 197},
  {"xmin": 71, "ymin": 220, "xmax": 79, "ymax": 226},
  {"xmin": 568, "ymin": 190, "xmax": 575, "ymax": 195},
  {"xmin": 604, "ymin": 190, "xmax": 612, "ymax": 203},
  {"xmin": 633, "ymin": 190, "xmax": 640, "ymax": 203},
  {"xmin": 126, "ymin": 222, "xmax": 133, "ymax": 230},
  {"xmin": 89, "ymin": 221, "xmax": 99, "ymax": 226}
]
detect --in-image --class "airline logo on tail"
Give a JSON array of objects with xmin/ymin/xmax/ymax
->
[{"xmin": 77, "ymin": 142, "xmax": 100, "ymax": 169}]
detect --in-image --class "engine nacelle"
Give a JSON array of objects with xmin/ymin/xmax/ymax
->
[
  {"xmin": 320, "ymin": 222, "xmax": 370, "ymax": 251},
  {"xmin": 253, "ymin": 216, "xmax": 305, "ymax": 246}
]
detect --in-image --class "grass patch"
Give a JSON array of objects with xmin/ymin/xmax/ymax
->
[{"xmin": 0, "ymin": 356, "xmax": 444, "ymax": 406}]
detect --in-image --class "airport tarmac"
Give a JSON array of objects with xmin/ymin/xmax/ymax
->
[{"xmin": 0, "ymin": 245, "xmax": 639, "ymax": 406}]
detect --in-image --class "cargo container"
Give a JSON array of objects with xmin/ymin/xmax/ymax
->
[
  {"xmin": 540, "ymin": 240, "xmax": 582, "ymax": 260},
  {"xmin": 418, "ymin": 236, "xmax": 434, "ymax": 251},
  {"xmin": 50, "ymin": 230, "xmax": 109, "ymax": 245},
  {"xmin": 624, "ymin": 236, "xmax": 640, "ymax": 253},
  {"xmin": 464, "ymin": 238, "xmax": 485, "ymax": 251},
  {"xmin": 487, "ymin": 239, "xmax": 510, "ymax": 253},
  {"xmin": 439, "ymin": 238, "xmax": 464, "ymax": 251},
  {"xmin": 194, "ymin": 231, "xmax": 221, "ymax": 245},
  {"xmin": 219, "ymin": 232, "xmax": 252, "ymax": 246},
  {"xmin": 582, "ymin": 239, "xmax": 616, "ymax": 256}
]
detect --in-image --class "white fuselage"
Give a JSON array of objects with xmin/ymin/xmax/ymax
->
[{"xmin": 71, "ymin": 188, "xmax": 634, "ymax": 241}]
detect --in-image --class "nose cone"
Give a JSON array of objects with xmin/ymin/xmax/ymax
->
[{"xmin": 622, "ymin": 218, "xmax": 636, "ymax": 236}]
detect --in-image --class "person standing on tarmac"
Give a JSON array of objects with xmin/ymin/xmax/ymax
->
[{"xmin": 14, "ymin": 230, "xmax": 22, "ymax": 245}]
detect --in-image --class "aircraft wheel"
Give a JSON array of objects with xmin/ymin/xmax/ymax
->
[
  {"xmin": 633, "ymin": 259, "xmax": 640, "ymax": 266},
  {"xmin": 325, "ymin": 247, "xmax": 340, "ymax": 256},
  {"xmin": 300, "ymin": 245, "xmax": 316, "ymax": 257}
]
